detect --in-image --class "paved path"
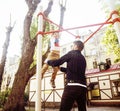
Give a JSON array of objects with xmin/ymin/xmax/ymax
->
[
  {"xmin": 87, "ymin": 106, "xmax": 120, "ymax": 111},
  {"xmin": 26, "ymin": 106, "xmax": 120, "ymax": 111}
]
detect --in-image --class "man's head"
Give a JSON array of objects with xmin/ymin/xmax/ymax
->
[{"xmin": 72, "ymin": 40, "xmax": 84, "ymax": 51}]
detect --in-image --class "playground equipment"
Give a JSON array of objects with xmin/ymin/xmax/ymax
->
[{"xmin": 34, "ymin": 7, "xmax": 120, "ymax": 111}]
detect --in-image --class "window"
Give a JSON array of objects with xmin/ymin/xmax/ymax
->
[
  {"xmin": 111, "ymin": 79, "xmax": 120, "ymax": 98},
  {"xmin": 88, "ymin": 82, "xmax": 100, "ymax": 99}
]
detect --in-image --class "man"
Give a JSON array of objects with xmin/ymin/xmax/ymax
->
[
  {"xmin": 41, "ymin": 32, "xmax": 60, "ymax": 88},
  {"xmin": 47, "ymin": 40, "xmax": 87, "ymax": 111}
]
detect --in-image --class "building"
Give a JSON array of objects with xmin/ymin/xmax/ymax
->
[{"xmin": 86, "ymin": 64, "xmax": 120, "ymax": 106}]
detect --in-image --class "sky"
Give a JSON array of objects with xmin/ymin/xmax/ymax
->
[
  {"xmin": 0, "ymin": 0, "xmax": 107, "ymax": 58},
  {"xmin": 0, "ymin": 0, "xmax": 27, "ymax": 58}
]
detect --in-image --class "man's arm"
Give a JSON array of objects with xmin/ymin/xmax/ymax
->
[
  {"xmin": 47, "ymin": 59, "xmax": 58, "ymax": 67},
  {"xmin": 60, "ymin": 67, "xmax": 67, "ymax": 73},
  {"xmin": 47, "ymin": 52, "xmax": 70, "ymax": 67}
]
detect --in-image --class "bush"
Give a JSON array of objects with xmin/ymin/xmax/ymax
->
[
  {"xmin": 0, "ymin": 90, "xmax": 10, "ymax": 108},
  {"xmin": 24, "ymin": 92, "xmax": 29, "ymax": 106},
  {"xmin": 0, "ymin": 89, "xmax": 29, "ymax": 108}
]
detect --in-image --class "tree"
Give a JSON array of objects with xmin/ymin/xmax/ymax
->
[
  {"xmin": 3, "ymin": 0, "xmax": 56, "ymax": 110},
  {"xmin": 102, "ymin": 7, "xmax": 120, "ymax": 63},
  {"xmin": 3, "ymin": 0, "xmax": 41, "ymax": 111},
  {"xmin": 102, "ymin": 24, "xmax": 120, "ymax": 63},
  {"xmin": 59, "ymin": 0, "xmax": 67, "ymax": 28},
  {"xmin": 2, "ymin": 0, "xmax": 67, "ymax": 110},
  {"xmin": 0, "ymin": 16, "xmax": 15, "ymax": 90}
]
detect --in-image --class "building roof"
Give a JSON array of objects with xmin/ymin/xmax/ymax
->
[{"xmin": 86, "ymin": 64, "xmax": 120, "ymax": 75}]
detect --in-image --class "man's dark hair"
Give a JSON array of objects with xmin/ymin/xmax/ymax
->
[{"xmin": 73, "ymin": 40, "xmax": 84, "ymax": 51}]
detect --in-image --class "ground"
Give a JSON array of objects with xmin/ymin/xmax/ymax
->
[{"xmin": 25, "ymin": 106, "xmax": 120, "ymax": 111}]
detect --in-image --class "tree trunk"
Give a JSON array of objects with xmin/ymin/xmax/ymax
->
[
  {"xmin": 0, "ymin": 24, "xmax": 13, "ymax": 90},
  {"xmin": 3, "ymin": 0, "xmax": 41, "ymax": 111},
  {"xmin": 3, "ymin": 0, "xmax": 66, "ymax": 109},
  {"xmin": 3, "ymin": 0, "xmax": 55, "ymax": 110},
  {"xmin": 3, "ymin": 72, "xmax": 30, "ymax": 111},
  {"xmin": 59, "ymin": 0, "xmax": 67, "ymax": 28}
]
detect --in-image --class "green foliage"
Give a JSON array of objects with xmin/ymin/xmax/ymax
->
[
  {"xmin": 24, "ymin": 92, "xmax": 29, "ymax": 106},
  {"xmin": 30, "ymin": 17, "xmax": 38, "ymax": 40},
  {"xmin": 102, "ymin": 25, "xmax": 120, "ymax": 63},
  {"xmin": 102, "ymin": 7, "xmax": 120, "ymax": 63},
  {"xmin": 0, "ymin": 90, "xmax": 11, "ymax": 108},
  {"xmin": 0, "ymin": 89, "xmax": 29, "ymax": 108},
  {"xmin": 29, "ymin": 15, "xmax": 59, "ymax": 69},
  {"xmin": 29, "ymin": 18, "xmax": 55, "ymax": 69}
]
